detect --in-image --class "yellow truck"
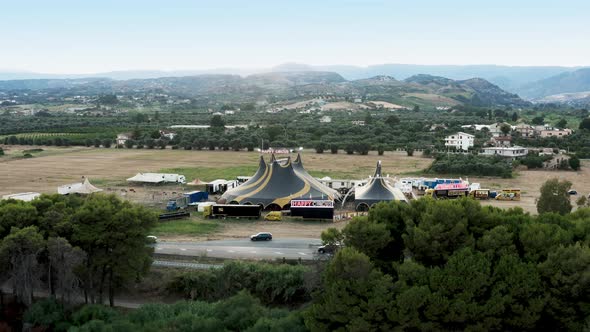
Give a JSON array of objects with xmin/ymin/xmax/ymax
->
[
  {"xmin": 495, "ymin": 189, "xmax": 521, "ymax": 201},
  {"xmin": 264, "ymin": 211, "xmax": 282, "ymax": 221}
]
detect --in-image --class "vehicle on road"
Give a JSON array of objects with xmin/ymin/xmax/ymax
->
[
  {"xmin": 568, "ymin": 190, "xmax": 578, "ymax": 195},
  {"xmin": 250, "ymin": 232, "xmax": 273, "ymax": 241},
  {"xmin": 318, "ymin": 244, "xmax": 341, "ymax": 254},
  {"xmin": 495, "ymin": 189, "xmax": 521, "ymax": 201},
  {"xmin": 146, "ymin": 235, "xmax": 158, "ymax": 244}
]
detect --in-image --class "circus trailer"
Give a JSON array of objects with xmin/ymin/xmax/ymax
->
[
  {"xmin": 290, "ymin": 199, "xmax": 334, "ymax": 220},
  {"xmin": 425, "ymin": 183, "xmax": 470, "ymax": 199}
]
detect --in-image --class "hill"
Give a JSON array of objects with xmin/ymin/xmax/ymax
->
[
  {"xmin": 0, "ymin": 72, "xmax": 528, "ymax": 108},
  {"xmin": 518, "ymin": 68, "xmax": 590, "ymax": 100},
  {"xmin": 3, "ymin": 64, "xmax": 585, "ymax": 95}
]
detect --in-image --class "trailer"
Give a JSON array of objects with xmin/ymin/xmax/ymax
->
[
  {"xmin": 469, "ymin": 189, "xmax": 491, "ymax": 200},
  {"xmin": 159, "ymin": 211, "xmax": 191, "ymax": 220},
  {"xmin": 166, "ymin": 196, "xmax": 189, "ymax": 211},
  {"xmin": 203, "ymin": 204, "xmax": 262, "ymax": 219},
  {"xmin": 425, "ymin": 183, "xmax": 470, "ymax": 199},
  {"xmin": 495, "ymin": 189, "xmax": 521, "ymax": 201},
  {"xmin": 184, "ymin": 191, "xmax": 208, "ymax": 205}
]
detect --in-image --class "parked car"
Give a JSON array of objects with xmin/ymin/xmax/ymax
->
[
  {"xmin": 318, "ymin": 244, "xmax": 341, "ymax": 254},
  {"xmin": 264, "ymin": 211, "xmax": 282, "ymax": 221},
  {"xmin": 146, "ymin": 235, "xmax": 158, "ymax": 244},
  {"xmin": 250, "ymin": 232, "xmax": 272, "ymax": 241},
  {"xmin": 568, "ymin": 190, "xmax": 578, "ymax": 195}
]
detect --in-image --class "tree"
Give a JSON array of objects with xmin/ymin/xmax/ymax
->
[
  {"xmin": 385, "ymin": 115, "xmax": 400, "ymax": 126},
  {"xmin": 0, "ymin": 226, "xmax": 45, "ymax": 306},
  {"xmin": 576, "ymin": 195, "xmax": 588, "ymax": 207},
  {"xmin": 342, "ymin": 217, "xmax": 392, "ymax": 258},
  {"xmin": 47, "ymin": 237, "xmax": 86, "ymax": 304},
  {"xmin": 532, "ymin": 116, "xmax": 544, "ymax": 125},
  {"xmin": 377, "ymin": 145, "xmax": 385, "ymax": 156},
  {"xmin": 210, "ymin": 115, "xmax": 225, "ymax": 129},
  {"xmin": 511, "ymin": 112, "xmax": 518, "ymax": 122},
  {"xmin": 102, "ymin": 139, "xmax": 112, "ymax": 148},
  {"xmin": 70, "ymin": 194, "xmax": 157, "ymax": 306},
  {"xmin": 305, "ymin": 248, "xmax": 394, "ymax": 331},
  {"xmin": 124, "ymin": 139, "xmax": 134, "ymax": 149},
  {"xmin": 537, "ymin": 179, "xmax": 572, "ymax": 215},
  {"xmin": 579, "ymin": 117, "xmax": 590, "ymax": 130},
  {"xmin": 320, "ymin": 228, "xmax": 343, "ymax": 246},
  {"xmin": 538, "ymin": 244, "xmax": 590, "ymax": 331},
  {"xmin": 412, "ymin": 105, "xmax": 420, "ymax": 112},
  {"xmin": 555, "ymin": 118, "xmax": 568, "ymax": 129},
  {"xmin": 500, "ymin": 123, "xmax": 511, "ymax": 136},
  {"xmin": 569, "ymin": 155, "xmax": 580, "ymax": 170},
  {"xmin": 330, "ymin": 143, "xmax": 338, "ymax": 154},
  {"xmin": 405, "ymin": 146, "xmax": 414, "ymax": 156},
  {"xmin": 403, "ymin": 200, "xmax": 474, "ymax": 266},
  {"xmin": 314, "ymin": 141, "xmax": 326, "ymax": 154}
]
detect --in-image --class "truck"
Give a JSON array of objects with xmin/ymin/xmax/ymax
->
[
  {"xmin": 425, "ymin": 183, "xmax": 470, "ymax": 199},
  {"xmin": 166, "ymin": 196, "xmax": 189, "ymax": 211},
  {"xmin": 203, "ymin": 204, "xmax": 262, "ymax": 219},
  {"xmin": 425, "ymin": 188, "xmax": 469, "ymax": 199},
  {"xmin": 184, "ymin": 191, "xmax": 208, "ymax": 205},
  {"xmin": 495, "ymin": 189, "xmax": 521, "ymax": 201},
  {"xmin": 469, "ymin": 189, "xmax": 491, "ymax": 200}
]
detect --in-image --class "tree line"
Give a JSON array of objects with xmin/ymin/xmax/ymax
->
[
  {"xmin": 310, "ymin": 196, "xmax": 590, "ymax": 331},
  {"xmin": 0, "ymin": 194, "xmax": 156, "ymax": 307}
]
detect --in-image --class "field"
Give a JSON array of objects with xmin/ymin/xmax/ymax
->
[{"xmin": 1, "ymin": 145, "xmax": 588, "ymax": 218}]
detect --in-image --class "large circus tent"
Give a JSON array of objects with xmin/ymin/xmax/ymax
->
[{"xmin": 220, "ymin": 154, "xmax": 340, "ymax": 210}]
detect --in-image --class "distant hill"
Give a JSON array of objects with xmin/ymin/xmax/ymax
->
[
  {"xmin": 0, "ymin": 71, "xmax": 529, "ymax": 108},
  {"xmin": 2, "ymin": 63, "xmax": 586, "ymax": 97},
  {"xmin": 518, "ymin": 68, "xmax": 590, "ymax": 100}
]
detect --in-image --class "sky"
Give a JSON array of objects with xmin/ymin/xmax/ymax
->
[{"xmin": 1, "ymin": 0, "xmax": 589, "ymax": 74}]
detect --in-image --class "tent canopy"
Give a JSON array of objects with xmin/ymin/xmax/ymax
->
[
  {"xmin": 58, "ymin": 178, "xmax": 102, "ymax": 195},
  {"xmin": 355, "ymin": 161, "xmax": 407, "ymax": 210},
  {"xmin": 220, "ymin": 154, "xmax": 338, "ymax": 209}
]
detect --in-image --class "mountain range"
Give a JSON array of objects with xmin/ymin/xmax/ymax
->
[
  {"xmin": 0, "ymin": 71, "xmax": 529, "ymax": 108},
  {"xmin": 2, "ymin": 63, "xmax": 589, "ymax": 104}
]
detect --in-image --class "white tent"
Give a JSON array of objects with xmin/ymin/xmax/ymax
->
[
  {"xmin": 58, "ymin": 178, "xmax": 103, "ymax": 195},
  {"xmin": 2, "ymin": 192, "xmax": 41, "ymax": 202},
  {"xmin": 127, "ymin": 173, "xmax": 186, "ymax": 184}
]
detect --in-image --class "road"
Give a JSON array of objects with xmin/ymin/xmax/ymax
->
[{"xmin": 154, "ymin": 238, "xmax": 323, "ymax": 260}]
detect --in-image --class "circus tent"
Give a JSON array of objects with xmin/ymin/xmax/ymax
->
[
  {"xmin": 354, "ymin": 161, "xmax": 407, "ymax": 211},
  {"xmin": 220, "ymin": 154, "xmax": 339, "ymax": 210}
]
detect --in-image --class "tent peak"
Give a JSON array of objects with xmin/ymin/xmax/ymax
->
[{"xmin": 373, "ymin": 161, "xmax": 383, "ymax": 178}]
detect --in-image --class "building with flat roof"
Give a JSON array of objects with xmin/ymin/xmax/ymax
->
[
  {"xmin": 444, "ymin": 132, "xmax": 474, "ymax": 151},
  {"xmin": 480, "ymin": 146, "xmax": 528, "ymax": 160}
]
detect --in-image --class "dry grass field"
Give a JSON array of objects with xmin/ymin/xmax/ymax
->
[
  {"xmin": 0, "ymin": 146, "xmax": 431, "ymax": 196},
  {"xmin": 1, "ymin": 145, "xmax": 588, "ymax": 217}
]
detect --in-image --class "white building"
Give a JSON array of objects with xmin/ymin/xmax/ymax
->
[
  {"xmin": 444, "ymin": 132, "xmax": 474, "ymax": 151},
  {"xmin": 480, "ymin": 146, "xmax": 528, "ymax": 159},
  {"xmin": 116, "ymin": 133, "xmax": 131, "ymax": 146},
  {"xmin": 320, "ymin": 116, "xmax": 332, "ymax": 123}
]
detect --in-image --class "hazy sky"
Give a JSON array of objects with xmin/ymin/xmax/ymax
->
[{"xmin": 1, "ymin": 0, "xmax": 589, "ymax": 73}]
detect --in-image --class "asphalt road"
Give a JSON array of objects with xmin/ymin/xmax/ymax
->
[{"xmin": 154, "ymin": 238, "xmax": 323, "ymax": 260}]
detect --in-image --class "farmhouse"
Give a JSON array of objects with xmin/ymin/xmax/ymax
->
[
  {"xmin": 480, "ymin": 146, "xmax": 528, "ymax": 160},
  {"xmin": 539, "ymin": 128, "xmax": 572, "ymax": 138},
  {"xmin": 444, "ymin": 132, "xmax": 474, "ymax": 151}
]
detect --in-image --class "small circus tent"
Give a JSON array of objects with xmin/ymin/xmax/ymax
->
[
  {"xmin": 58, "ymin": 178, "xmax": 103, "ymax": 195},
  {"xmin": 220, "ymin": 154, "xmax": 339, "ymax": 210},
  {"xmin": 354, "ymin": 161, "xmax": 407, "ymax": 211}
]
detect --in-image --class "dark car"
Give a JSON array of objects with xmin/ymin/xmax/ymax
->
[
  {"xmin": 568, "ymin": 190, "xmax": 578, "ymax": 195},
  {"xmin": 318, "ymin": 244, "xmax": 341, "ymax": 254},
  {"xmin": 250, "ymin": 232, "xmax": 272, "ymax": 241}
]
